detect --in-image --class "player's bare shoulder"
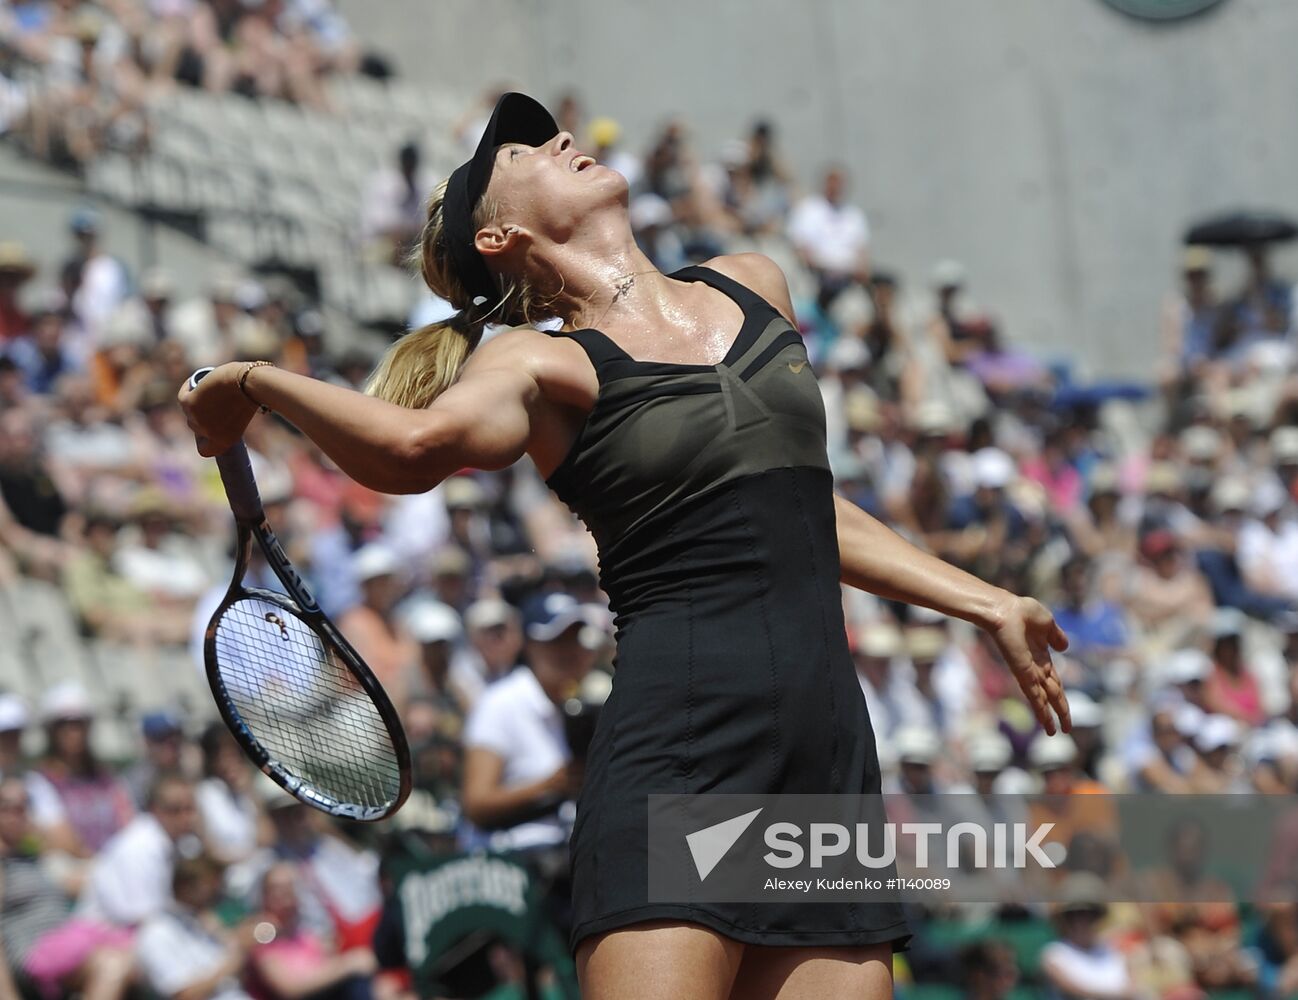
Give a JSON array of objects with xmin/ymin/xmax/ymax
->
[
  {"xmin": 463, "ymin": 325, "xmax": 598, "ymax": 410},
  {"xmin": 703, "ymin": 253, "xmax": 797, "ymax": 325}
]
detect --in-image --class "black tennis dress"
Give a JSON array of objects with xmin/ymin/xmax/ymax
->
[{"xmin": 545, "ymin": 265, "xmax": 910, "ymax": 953}]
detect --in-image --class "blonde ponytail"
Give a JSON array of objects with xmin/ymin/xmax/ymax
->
[
  {"xmin": 366, "ymin": 178, "xmax": 554, "ymax": 410},
  {"xmin": 364, "ymin": 311, "xmax": 485, "ymax": 409}
]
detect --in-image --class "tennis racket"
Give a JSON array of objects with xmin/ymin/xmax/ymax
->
[{"xmin": 188, "ymin": 367, "xmax": 411, "ymax": 821}]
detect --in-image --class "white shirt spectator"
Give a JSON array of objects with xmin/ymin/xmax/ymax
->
[
  {"xmin": 463, "ymin": 666, "xmax": 570, "ymax": 851},
  {"xmin": 1041, "ymin": 938, "xmax": 1131, "ymax": 998},
  {"xmin": 136, "ymin": 907, "xmax": 250, "ymax": 1000},
  {"xmin": 359, "ymin": 165, "xmax": 436, "ymax": 245},
  {"xmin": 114, "ymin": 536, "xmax": 210, "ymax": 600},
  {"xmin": 856, "ymin": 663, "xmax": 931, "ymax": 748},
  {"xmin": 787, "ymin": 195, "xmax": 869, "ymax": 274},
  {"xmin": 196, "ymin": 779, "xmax": 259, "ymax": 864},
  {"xmin": 1238, "ymin": 516, "xmax": 1298, "ymax": 601},
  {"xmin": 78, "ymin": 813, "xmax": 176, "ymax": 926},
  {"xmin": 74, "ymin": 253, "xmax": 131, "ymax": 341},
  {"xmin": 24, "ymin": 770, "xmax": 67, "ymax": 830}
]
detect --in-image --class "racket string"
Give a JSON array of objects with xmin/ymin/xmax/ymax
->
[{"xmin": 213, "ymin": 597, "xmax": 402, "ymax": 811}]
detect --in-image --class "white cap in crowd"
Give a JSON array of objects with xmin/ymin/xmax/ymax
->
[
  {"xmin": 0, "ymin": 694, "xmax": 29, "ymax": 733},
  {"xmin": 894, "ymin": 726, "xmax": 941, "ymax": 766},
  {"xmin": 352, "ymin": 543, "xmax": 402, "ymax": 583},
  {"xmin": 1028, "ymin": 732, "xmax": 1077, "ymax": 771},
  {"xmin": 1161, "ymin": 649, "xmax": 1212, "ymax": 687},
  {"xmin": 465, "ymin": 598, "xmax": 515, "ymax": 631},
  {"xmin": 404, "ymin": 600, "xmax": 462, "ymax": 645},
  {"xmin": 1063, "ymin": 690, "xmax": 1104, "ymax": 730},
  {"xmin": 39, "ymin": 681, "xmax": 95, "ymax": 724},
  {"xmin": 1251, "ymin": 478, "xmax": 1288, "ymax": 519},
  {"xmin": 1179, "ymin": 425, "xmax": 1222, "ymax": 462},
  {"xmin": 854, "ymin": 622, "xmax": 903, "ymax": 659},
  {"xmin": 1194, "ymin": 714, "xmax": 1241, "ymax": 754},
  {"xmin": 972, "ymin": 448, "xmax": 1015, "ymax": 490},
  {"xmin": 1271, "ymin": 426, "xmax": 1298, "ymax": 465},
  {"xmin": 1209, "ymin": 607, "xmax": 1246, "ymax": 640},
  {"xmin": 1173, "ymin": 702, "xmax": 1205, "ymax": 739},
  {"xmin": 967, "ymin": 731, "xmax": 1012, "ymax": 773}
]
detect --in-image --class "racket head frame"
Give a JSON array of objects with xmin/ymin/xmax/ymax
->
[
  {"xmin": 205, "ymin": 518, "xmax": 412, "ymax": 821},
  {"xmin": 188, "ymin": 364, "xmax": 411, "ymax": 820}
]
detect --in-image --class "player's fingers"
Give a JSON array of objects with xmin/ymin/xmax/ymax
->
[
  {"xmin": 1020, "ymin": 669, "xmax": 1054, "ymax": 736},
  {"xmin": 1051, "ymin": 622, "xmax": 1070, "ymax": 652},
  {"xmin": 1045, "ymin": 670, "xmax": 1071, "ymax": 733}
]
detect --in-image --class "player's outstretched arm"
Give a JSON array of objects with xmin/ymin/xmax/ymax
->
[
  {"xmin": 178, "ymin": 331, "xmax": 541, "ymax": 496},
  {"xmin": 833, "ymin": 493, "xmax": 1072, "ymax": 735}
]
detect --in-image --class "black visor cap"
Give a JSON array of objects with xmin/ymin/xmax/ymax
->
[{"xmin": 443, "ymin": 93, "xmax": 560, "ymax": 304}]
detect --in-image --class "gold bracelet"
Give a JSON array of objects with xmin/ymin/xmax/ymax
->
[{"xmin": 238, "ymin": 360, "xmax": 274, "ymax": 414}]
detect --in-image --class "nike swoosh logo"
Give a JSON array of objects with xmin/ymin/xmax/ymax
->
[{"xmin": 788, "ymin": 360, "xmax": 807, "ymax": 374}]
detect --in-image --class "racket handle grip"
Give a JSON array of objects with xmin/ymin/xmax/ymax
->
[
  {"xmin": 188, "ymin": 367, "xmax": 266, "ymax": 524},
  {"xmin": 215, "ymin": 440, "xmax": 266, "ymax": 524}
]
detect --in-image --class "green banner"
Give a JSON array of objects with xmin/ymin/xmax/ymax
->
[{"xmin": 386, "ymin": 848, "xmax": 577, "ymax": 999}]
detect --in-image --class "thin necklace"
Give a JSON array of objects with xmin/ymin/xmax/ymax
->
[{"xmin": 582, "ymin": 269, "xmax": 660, "ymax": 330}]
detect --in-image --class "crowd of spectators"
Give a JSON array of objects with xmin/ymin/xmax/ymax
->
[
  {"xmin": 1, "ymin": 0, "xmax": 369, "ymax": 169},
  {"xmin": 3, "ymin": 32, "xmax": 1298, "ymax": 998}
]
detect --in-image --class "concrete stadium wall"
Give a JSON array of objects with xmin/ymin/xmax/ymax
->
[{"xmin": 338, "ymin": 0, "xmax": 1298, "ymax": 378}]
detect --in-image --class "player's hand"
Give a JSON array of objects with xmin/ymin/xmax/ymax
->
[
  {"xmin": 177, "ymin": 362, "xmax": 260, "ymax": 457},
  {"xmin": 987, "ymin": 593, "xmax": 1071, "ymax": 736}
]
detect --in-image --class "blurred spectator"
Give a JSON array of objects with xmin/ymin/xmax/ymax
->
[
  {"xmin": 337, "ymin": 544, "xmax": 417, "ymax": 711},
  {"xmin": 1203, "ymin": 609, "xmax": 1264, "ymax": 726},
  {"xmin": 7, "ymin": 292, "xmax": 86, "ymax": 394},
  {"xmin": 79, "ymin": 771, "xmax": 200, "ymax": 926},
  {"xmin": 64, "ymin": 510, "xmax": 191, "ymax": 644},
  {"xmin": 1126, "ymin": 530, "xmax": 1214, "ymax": 656},
  {"xmin": 586, "ymin": 116, "xmax": 641, "ymax": 190},
  {"xmin": 853, "ymin": 621, "xmax": 928, "ymax": 742},
  {"xmin": 114, "ymin": 488, "xmax": 210, "ymax": 603},
  {"xmin": 926, "ymin": 259, "xmax": 982, "ymax": 369},
  {"xmin": 721, "ymin": 120, "xmax": 792, "ymax": 238},
  {"xmin": 1160, "ymin": 245, "xmax": 1220, "ymax": 384},
  {"xmin": 360, "ymin": 141, "xmax": 434, "ymax": 266},
  {"xmin": 36, "ymin": 683, "xmax": 133, "ymax": 853},
  {"xmin": 1051, "ymin": 555, "xmax": 1131, "ymax": 670},
  {"xmin": 462, "ymin": 597, "xmax": 523, "ymax": 689},
  {"xmin": 1123, "ymin": 701, "xmax": 1197, "ymax": 793},
  {"xmin": 403, "ymin": 599, "xmax": 471, "ymax": 721},
  {"xmin": 0, "ymin": 405, "xmax": 73, "ymax": 578},
  {"xmin": 630, "ymin": 192, "xmax": 688, "ymax": 274},
  {"xmin": 0, "ymin": 694, "xmax": 75, "ymax": 848},
  {"xmin": 1140, "ymin": 817, "xmax": 1256, "ymax": 991},
  {"xmin": 1190, "ymin": 714, "xmax": 1246, "ymax": 792},
  {"xmin": 1256, "ymin": 901, "xmax": 1298, "ymax": 997},
  {"xmin": 1236, "ymin": 476, "xmax": 1298, "ymax": 604},
  {"xmin": 196, "ymin": 723, "xmax": 263, "ymax": 865},
  {"xmin": 787, "ymin": 165, "xmax": 869, "ymax": 311},
  {"xmin": 0, "ymin": 774, "xmax": 134, "ymax": 1000},
  {"xmin": 123, "ymin": 710, "xmax": 187, "ymax": 808},
  {"xmin": 0, "ymin": 241, "xmax": 37, "ymax": 340},
  {"xmin": 135, "ymin": 853, "xmax": 254, "ymax": 1000},
  {"xmin": 169, "ymin": 272, "xmax": 253, "ymax": 367},
  {"xmin": 1040, "ymin": 875, "xmax": 1135, "ymax": 1000},
  {"xmin": 106, "ymin": 266, "xmax": 176, "ymax": 347},
  {"xmin": 245, "ymin": 861, "xmax": 378, "ymax": 1000},
  {"xmin": 63, "ymin": 208, "xmax": 129, "ymax": 341},
  {"xmin": 461, "ymin": 592, "xmax": 601, "ymax": 852},
  {"xmin": 242, "ymin": 787, "xmax": 381, "ymax": 953},
  {"xmin": 960, "ymin": 938, "xmax": 1019, "ymax": 1000}
]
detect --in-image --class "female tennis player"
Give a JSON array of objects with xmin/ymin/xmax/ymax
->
[{"xmin": 180, "ymin": 93, "xmax": 1071, "ymax": 999}]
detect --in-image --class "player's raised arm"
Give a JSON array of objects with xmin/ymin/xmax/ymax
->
[{"xmin": 177, "ymin": 329, "xmax": 544, "ymax": 496}]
